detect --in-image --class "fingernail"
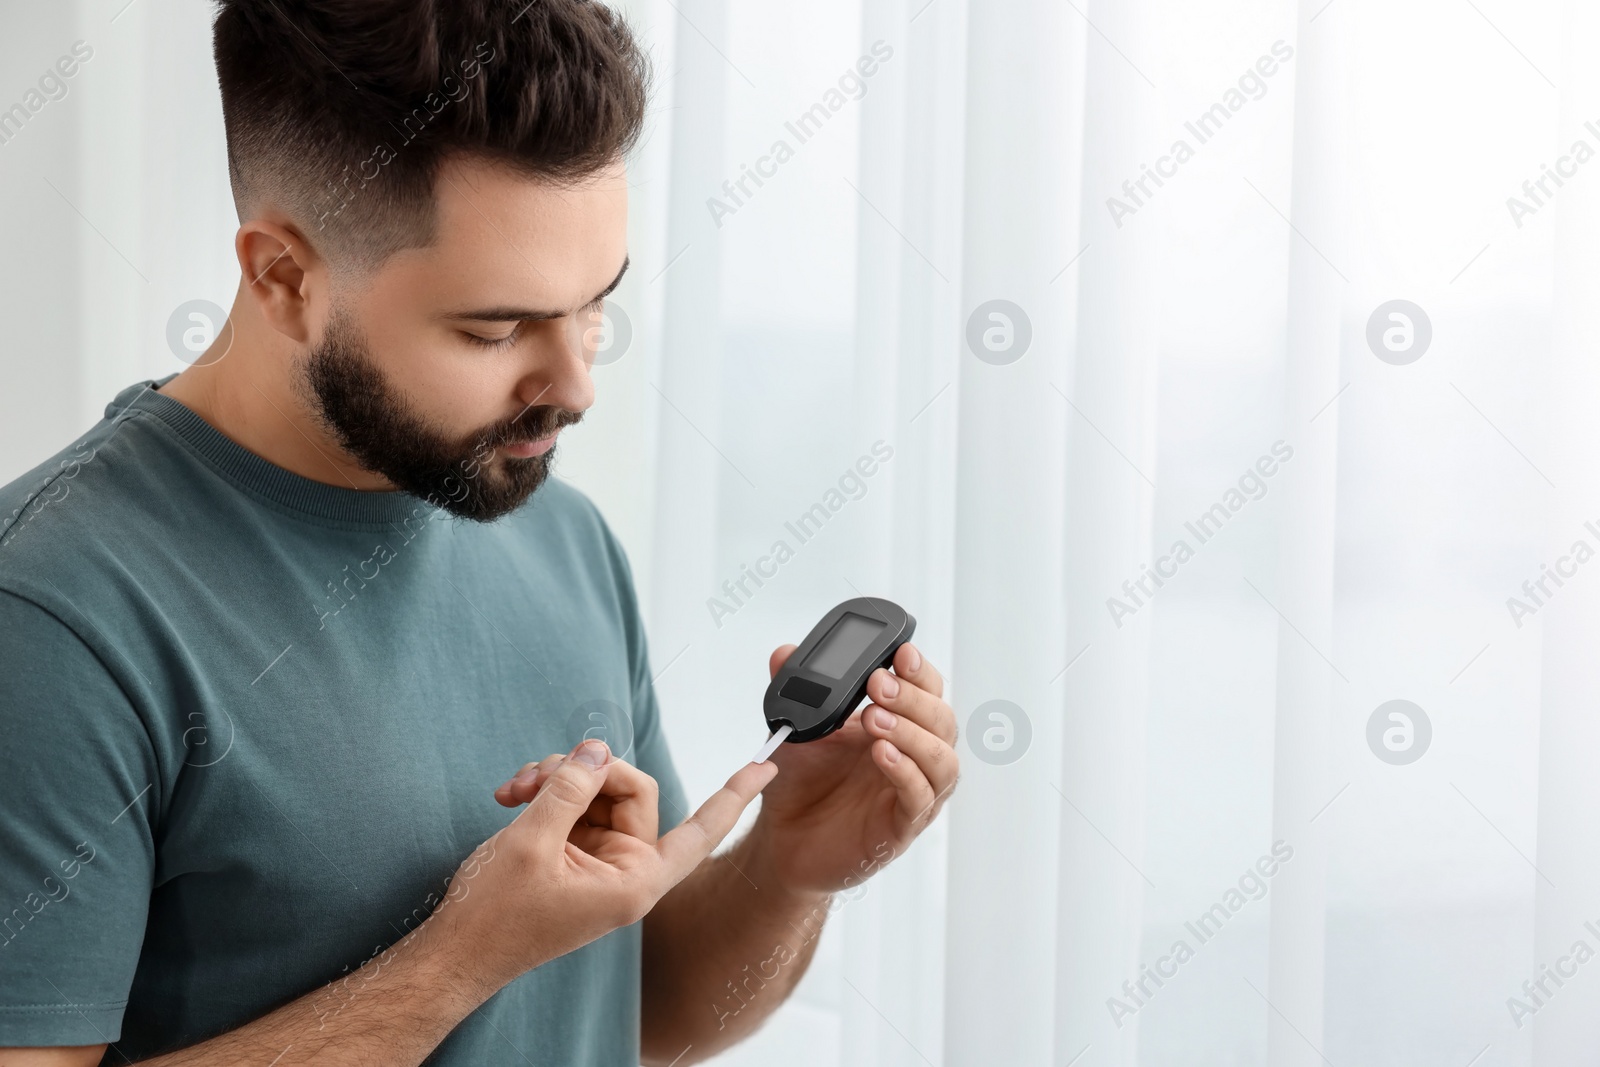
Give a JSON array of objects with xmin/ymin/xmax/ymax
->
[
  {"xmin": 884, "ymin": 742, "xmax": 902, "ymax": 763},
  {"xmin": 573, "ymin": 740, "xmax": 609, "ymax": 768},
  {"xmin": 905, "ymin": 645, "xmax": 921, "ymax": 672},
  {"xmin": 512, "ymin": 766, "xmax": 540, "ymax": 787},
  {"xmin": 874, "ymin": 707, "xmax": 897, "ymax": 730},
  {"xmin": 880, "ymin": 672, "xmax": 899, "ymax": 699}
]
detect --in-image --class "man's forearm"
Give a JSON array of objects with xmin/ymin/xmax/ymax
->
[
  {"xmin": 641, "ymin": 829, "xmax": 833, "ymax": 1064},
  {"xmin": 135, "ymin": 917, "xmax": 488, "ymax": 1066}
]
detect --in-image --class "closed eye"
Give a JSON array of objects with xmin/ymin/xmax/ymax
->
[
  {"xmin": 462, "ymin": 298, "xmax": 607, "ymax": 349},
  {"xmin": 462, "ymin": 326, "xmax": 521, "ymax": 349}
]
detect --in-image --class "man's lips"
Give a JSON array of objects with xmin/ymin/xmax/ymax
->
[{"xmin": 500, "ymin": 431, "xmax": 559, "ymax": 458}]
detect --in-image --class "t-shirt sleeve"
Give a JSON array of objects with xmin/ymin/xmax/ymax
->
[
  {"xmin": 0, "ymin": 589, "xmax": 159, "ymax": 1047},
  {"xmin": 585, "ymin": 508, "xmax": 690, "ymax": 835},
  {"xmin": 630, "ymin": 652, "xmax": 689, "ymax": 836}
]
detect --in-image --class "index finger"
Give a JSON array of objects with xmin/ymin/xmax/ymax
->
[{"xmin": 655, "ymin": 760, "xmax": 779, "ymax": 885}]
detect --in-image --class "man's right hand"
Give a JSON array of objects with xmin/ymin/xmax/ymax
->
[{"xmin": 425, "ymin": 738, "xmax": 778, "ymax": 998}]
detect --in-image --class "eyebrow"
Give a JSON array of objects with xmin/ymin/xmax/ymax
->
[{"xmin": 439, "ymin": 255, "xmax": 630, "ymax": 322}]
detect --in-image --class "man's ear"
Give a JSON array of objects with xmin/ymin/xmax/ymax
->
[{"xmin": 234, "ymin": 218, "xmax": 325, "ymax": 345}]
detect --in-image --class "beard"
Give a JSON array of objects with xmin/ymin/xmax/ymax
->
[{"xmin": 297, "ymin": 307, "xmax": 583, "ymax": 522}]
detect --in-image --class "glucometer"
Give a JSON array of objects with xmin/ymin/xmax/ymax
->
[{"xmin": 752, "ymin": 596, "xmax": 916, "ymax": 762}]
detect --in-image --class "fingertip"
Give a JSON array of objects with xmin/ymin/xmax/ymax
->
[
  {"xmin": 571, "ymin": 739, "xmax": 610, "ymax": 770},
  {"xmin": 730, "ymin": 759, "xmax": 780, "ymax": 797},
  {"xmin": 876, "ymin": 738, "xmax": 903, "ymax": 765},
  {"xmin": 769, "ymin": 643, "xmax": 799, "ymax": 679},
  {"xmin": 899, "ymin": 642, "xmax": 922, "ymax": 674},
  {"xmin": 871, "ymin": 667, "xmax": 900, "ymax": 703},
  {"xmin": 863, "ymin": 702, "xmax": 895, "ymax": 734}
]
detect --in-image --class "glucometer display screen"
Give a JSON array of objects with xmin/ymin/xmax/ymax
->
[{"xmin": 802, "ymin": 613, "xmax": 887, "ymax": 679}]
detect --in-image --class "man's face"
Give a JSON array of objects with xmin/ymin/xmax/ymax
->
[{"xmin": 298, "ymin": 155, "xmax": 628, "ymax": 521}]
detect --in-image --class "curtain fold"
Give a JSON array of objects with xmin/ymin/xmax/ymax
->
[
  {"xmin": 838, "ymin": 1, "xmax": 938, "ymax": 1065},
  {"xmin": 837, "ymin": 1, "xmax": 969, "ymax": 1063},
  {"xmin": 942, "ymin": 1, "xmax": 1080, "ymax": 1063},
  {"xmin": 1262, "ymin": 4, "xmax": 1349, "ymax": 1064},
  {"xmin": 1531, "ymin": 0, "xmax": 1600, "ymax": 1060},
  {"xmin": 648, "ymin": 0, "xmax": 729, "ymax": 671},
  {"xmin": 1053, "ymin": 1, "xmax": 1161, "ymax": 1062}
]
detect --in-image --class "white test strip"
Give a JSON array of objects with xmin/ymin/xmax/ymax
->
[{"xmin": 751, "ymin": 724, "xmax": 793, "ymax": 764}]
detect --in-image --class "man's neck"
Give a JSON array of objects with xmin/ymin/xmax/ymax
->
[{"xmin": 157, "ymin": 293, "xmax": 391, "ymax": 492}]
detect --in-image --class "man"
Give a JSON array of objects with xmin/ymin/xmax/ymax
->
[{"xmin": 0, "ymin": 1, "xmax": 958, "ymax": 1064}]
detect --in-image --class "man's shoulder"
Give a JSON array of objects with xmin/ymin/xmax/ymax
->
[{"xmin": 0, "ymin": 400, "xmax": 168, "ymax": 578}]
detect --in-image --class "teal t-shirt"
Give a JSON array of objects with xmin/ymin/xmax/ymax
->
[{"xmin": 0, "ymin": 377, "xmax": 687, "ymax": 1064}]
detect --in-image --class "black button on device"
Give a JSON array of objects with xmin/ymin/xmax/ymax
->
[
  {"xmin": 764, "ymin": 596, "xmax": 916, "ymax": 744},
  {"xmin": 779, "ymin": 676, "xmax": 831, "ymax": 708}
]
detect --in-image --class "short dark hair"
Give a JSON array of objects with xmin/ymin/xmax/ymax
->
[{"xmin": 212, "ymin": 0, "xmax": 648, "ymax": 272}]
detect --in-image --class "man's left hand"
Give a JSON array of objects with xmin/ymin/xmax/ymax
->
[{"xmin": 746, "ymin": 642, "xmax": 958, "ymax": 895}]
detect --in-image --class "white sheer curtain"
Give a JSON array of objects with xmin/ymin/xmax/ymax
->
[
  {"xmin": 1533, "ymin": 1, "xmax": 1600, "ymax": 1063},
  {"xmin": 2, "ymin": 0, "xmax": 1594, "ymax": 1064}
]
